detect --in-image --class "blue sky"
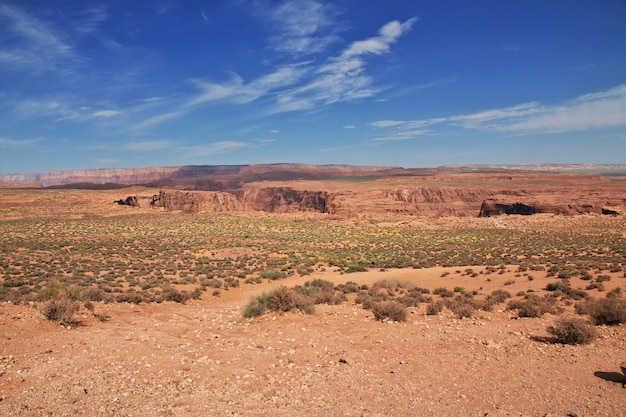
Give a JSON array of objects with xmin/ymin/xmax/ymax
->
[{"xmin": 1, "ymin": 0, "xmax": 625, "ymax": 174}]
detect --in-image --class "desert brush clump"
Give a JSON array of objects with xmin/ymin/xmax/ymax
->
[
  {"xmin": 444, "ymin": 296, "xmax": 476, "ymax": 318},
  {"xmin": 507, "ymin": 294, "xmax": 562, "ymax": 318},
  {"xmin": 587, "ymin": 296, "xmax": 626, "ymax": 325},
  {"xmin": 547, "ymin": 317, "xmax": 597, "ymax": 345},
  {"xmin": 243, "ymin": 286, "xmax": 314, "ymax": 318},
  {"xmin": 426, "ymin": 300, "xmax": 444, "ymax": 315},
  {"xmin": 41, "ymin": 297, "xmax": 80, "ymax": 326},
  {"xmin": 370, "ymin": 301, "xmax": 407, "ymax": 322}
]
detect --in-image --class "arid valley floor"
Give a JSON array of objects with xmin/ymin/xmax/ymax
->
[{"xmin": 1, "ymin": 169, "xmax": 625, "ymax": 416}]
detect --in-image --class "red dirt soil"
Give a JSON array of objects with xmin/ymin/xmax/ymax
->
[
  {"xmin": 1, "ymin": 265, "xmax": 625, "ymax": 416},
  {"xmin": 1, "ymin": 176, "xmax": 626, "ymax": 416}
]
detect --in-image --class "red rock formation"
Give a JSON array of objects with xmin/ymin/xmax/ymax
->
[
  {"xmin": 235, "ymin": 188, "xmax": 334, "ymax": 214},
  {"xmin": 121, "ymin": 188, "xmax": 334, "ymax": 214},
  {"xmin": 478, "ymin": 199, "xmax": 602, "ymax": 217},
  {"xmin": 149, "ymin": 191, "xmax": 241, "ymax": 213}
]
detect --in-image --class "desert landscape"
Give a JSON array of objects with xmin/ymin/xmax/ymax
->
[{"xmin": 1, "ymin": 165, "xmax": 626, "ymax": 416}]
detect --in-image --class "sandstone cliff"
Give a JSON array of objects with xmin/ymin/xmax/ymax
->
[
  {"xmin": 119, "ymin": 188, "xmax": 334, "ymax": 214},
  {"xmin": 478, "ymin": 199, "xmax": 601, "ymax": 217},
  {"xmin": 149, "ymin": 191, "xmax": 241, "ymax": 213}
]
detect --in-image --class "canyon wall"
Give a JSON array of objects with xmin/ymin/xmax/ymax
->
[{"xmin": 120, "ymin": 188, "xmax": 334, "ymax": 214}]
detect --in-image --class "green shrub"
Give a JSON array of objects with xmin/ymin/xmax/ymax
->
[
  {"xmin": 243, "ymin": 287, "xmax": 315, "ymax": 318},
  {"xmin": 547, "ymin": 317, "xmax": 597, "ymax": 345},
  {"xmin": 336, "ymin": 281, "xmax": 360, "ymax": 294},
  {"xmin": 261, "ymin": 270, "xmax": 287, "ymax": 280},
  {"xmin": 345, "ymin": 264, "xmax": 367, "ymax": 273},
  {"xmin": 36, "ymin": 282, "xmax": 81, "ymax": 302},
  {"xmin": 243, "ymin": 295, "xmax": 269, "ymax": 318}
]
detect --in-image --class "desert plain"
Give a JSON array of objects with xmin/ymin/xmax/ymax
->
[{"xmin": 0, "ymin": 166, "xmax": 625, "ymax": 416}]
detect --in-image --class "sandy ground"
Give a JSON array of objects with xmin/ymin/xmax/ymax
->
[{"xmin": 1, "ymin": 267, "xmax": 625, "ymax": 417}]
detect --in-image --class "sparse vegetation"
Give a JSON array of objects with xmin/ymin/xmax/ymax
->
[
  {"xmin": 547, "ymin": 317, "xmax": 597, "ymax": 345},
  {"xmin": 370, "ymin": 301, "xmax": 407, "ymax": 322},
  {"xmin": 588, "ymin": 297, "xmax": 626, "ymax": 325},
  {"xmin": 41, "ymin": 297, "xmax": 80, "ymax": 325}
]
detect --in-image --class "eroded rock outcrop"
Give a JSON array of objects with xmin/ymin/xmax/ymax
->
[
  {"xmin": 478, "ymin": 199, "xmax": 602, "ymax": 217},
  {"xmin": 383, "ymin": 188, "xmax": 519, "ymax": 217},
  {"xmin": 234, "ymin": 188, "xmax": 334, "ymax": 214},
  {"xmin": 149, "ymin": 191, "xmax": 241, "ymax": 213},
  {"xmin": 115, "ymin": 196, "xmax": 139, "ymax": 207},
  {"xmin": 126, "ymin": 187, "xmax": 333, "ymax": 214}
]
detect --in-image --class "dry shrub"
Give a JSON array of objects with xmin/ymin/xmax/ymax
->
[
  {"xmin": 507, "ymin": 294, "xmax": 561, "ymax": 318},
  {"xmin": 446, "ymin": 299, "xmax": 475, "ymax": 318},
  {"xmin": 547, "ymin": 317, "xmax": 597, "ymax": 345},
  {"xmin": 41, "ymin": 298, "xmax": 80, "ymax": 325},
  {"xmin": 36, "ymin": 282, "xmax": 81, "ymax": 302},
  {"xmin": 373, "ymin": 279, "xmax": 415, "ymax": 290},
  {"xmin": 433, "ymin": 287, "xmax": 454, "ymax": 298},
  {"xmin": 81, "ymin": 287, "xmax": 105, "ymax": 302},
  {"xmin": 296, "ymin": 279, "xmax": 344, "ymax": 305},
  {"xmin": 243, "ymin": 286, "xmax": 314, "ymax": 318},
  {"xmin": 161, "ymin": 287, "xmax": 190, "ymax": 304},
  {"xmin": 267, "ymin": 286, "xmax": 296, "ymax": 312},
  {"xmin": 116, "ymin": 291, "xmax": 144, "ymax": 304},
  {"xmin": 396, "ymin": 292, "xmax": 426, "ymax": 307},
  {"xmin": 426, "ymin": 300, "xmax": 444, "ymax": 315},
  {"xmin": 589, "ymin": 297, "xmax": 626, "ymax": 325},
  {"xmin": 371, "ymin": 301, "xmax": 407, "ymax": 322},
  {"xmin": 313, "ymin": 290, "xmax": 346, "ymax": 305}
]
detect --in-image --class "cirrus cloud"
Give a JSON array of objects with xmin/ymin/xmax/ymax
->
[{"xmin": 370, "ymin": 83, "xmax": 626, "ymax": 141}]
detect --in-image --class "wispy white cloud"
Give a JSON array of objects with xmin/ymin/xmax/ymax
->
[
  {"xmin": 188, "ymin": 65, "xmax": 308, "ymax": 107},
  {"xmin": 268, "ymin": 0, "xmax": 338, "ymax": 56},
  {"xmin": 0, "ymin": 136, "xmax": 44, "ymax": 148},
  {"xmin": 371, "ymin": 129, "xmax": 434, "ymax": 142},
  {"xmin": 343, "ymin": 18, "xmax": 417, "ymax": 57},
  {"xmin": 451, "ymin": 84, "xmax": 626, "ymax": 133},
  {"xmin": 13, "ymin": 98, "xmax": 79, "ymax": 121},
  {"xmin": 121, "ymin": 140, "xmax": 173, "ymax": 151},
  {"xmin": 181, "ymin": 140, "xmax": 249, "ymax": 156},
  {"xmin": 269, "ymin": 17, "xmax": 417, "ymax": 113},
  {"xmin": 186, "ymin": 15, "xmax": 416, "ymax": 115},
  {"xmin": 132, "ymin": 96, "xmax": 166, "ymax": 103},
  {"xmin": 369, "ymin": 120, "xmax": 406, "ymax": 128},
  {"xmin": 74, "ymin": 6, "xmax": 108, "ymax": 35},
  {"xmin": 92, "ymin": 110, "xmax": 121, "ymax": 118},
  {"xmin": 369, "ymin": 84, "xmax": 626, "ymax": 139},
  {"xmin": 343, "ymin": 125, "xmax": 356, "ymax": 129},
  {"xmin": 133, "ymin": 110, "xmax": 186, "ymax": 130},
  {"xmin": 0, "ymin": 4, "xmax": 76, "ymax": 73}
]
